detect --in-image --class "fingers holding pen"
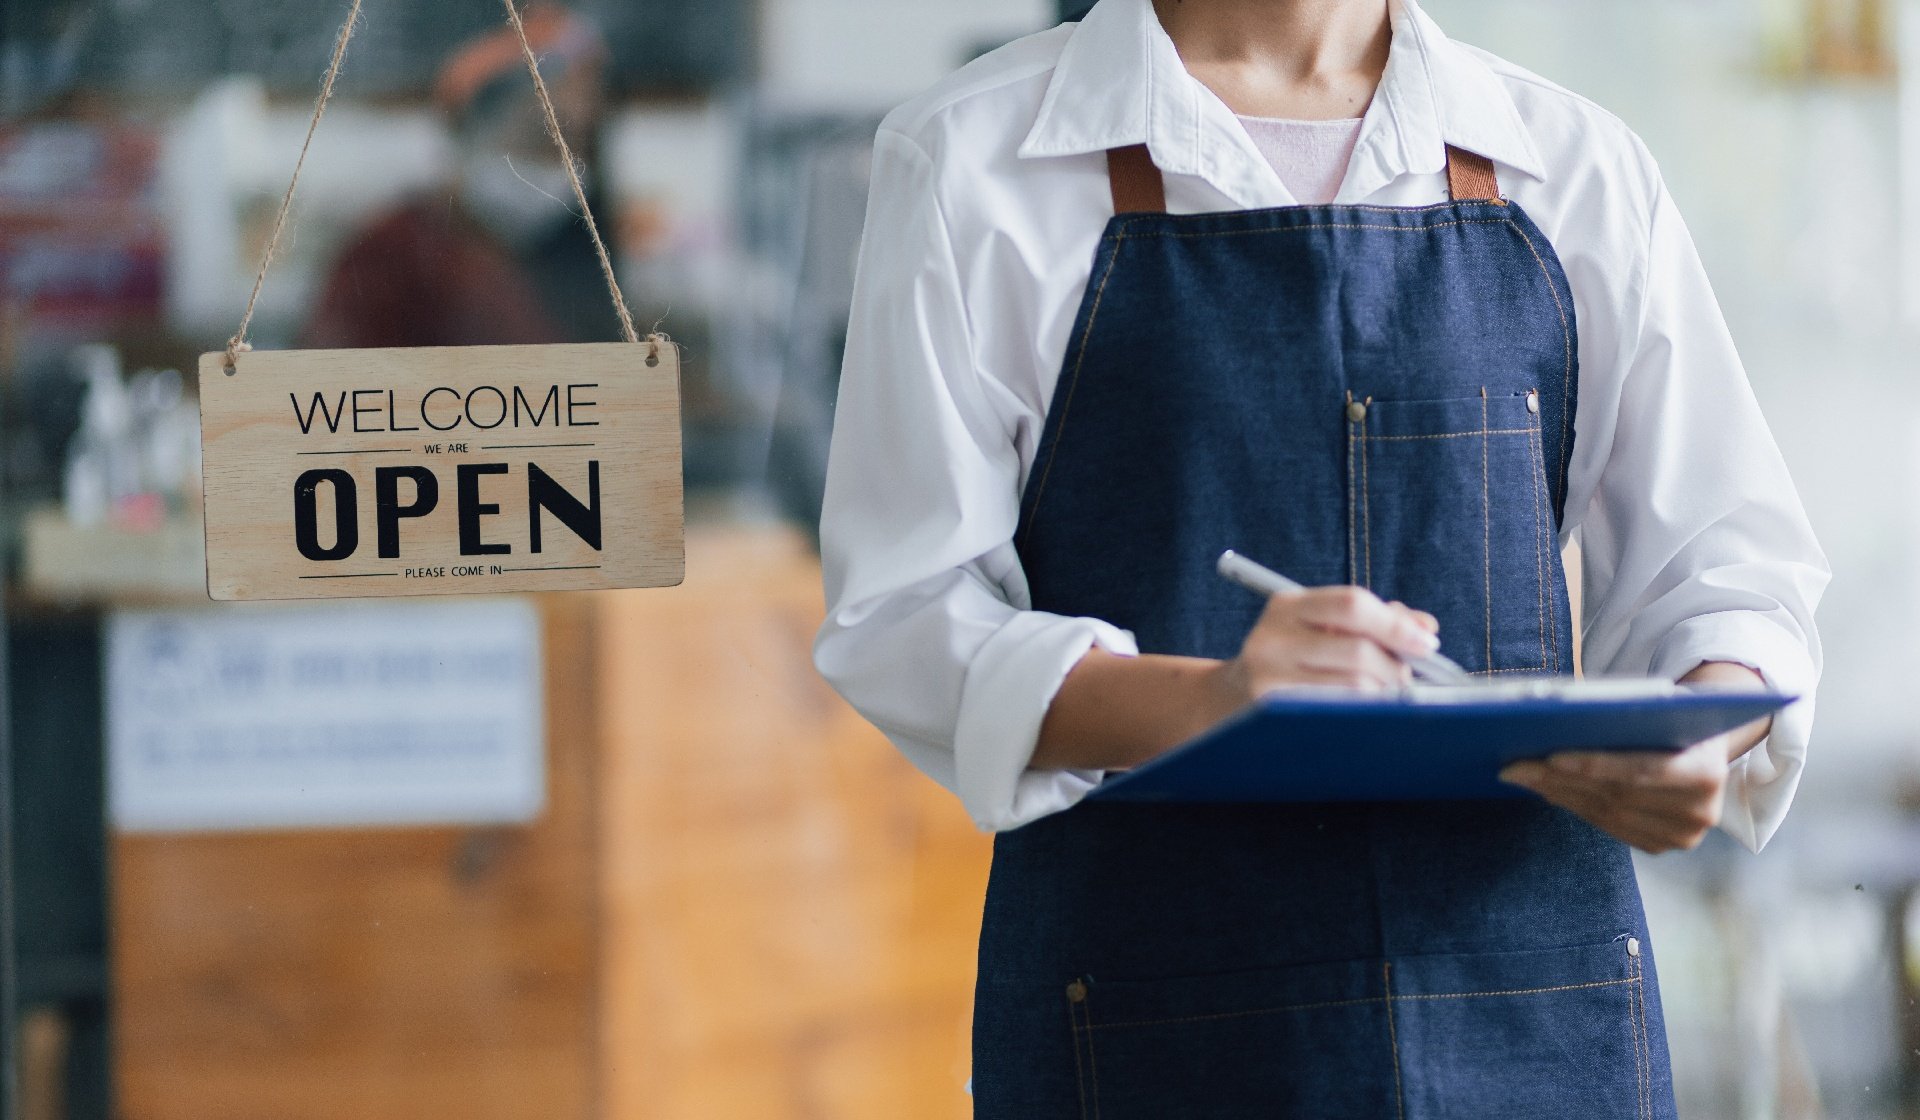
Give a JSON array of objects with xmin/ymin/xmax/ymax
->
[
  {"xmin": 1286, "ymin": 585, "xmax": 1441, "ymax": 661},
  {"xmin": 1389, "ymin": 600, "xmax": 1441, "ymax": 635},
  {"xmin": 1227, "ymin": 585, "xmax": 1440, "ymax": 696},
  {"xmin": 1213, "ymin": 557, "xmax": 1444, "ymax": 695},
  {"xmin": 1302, "ymin": 631, "xmax": 1411, "ymax": 689}
]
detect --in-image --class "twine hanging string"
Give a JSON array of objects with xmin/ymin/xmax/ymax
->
[
  {"xmin": 223, "ymin": 0, "xmax": 365, "ymax": 371},
  {"xmin": 499, "ymin": 0, "xmax": 640, "ymax": 346},
  {"xmin": 224, "ymin": 0, "xmax": 656, "ymax": 372}
]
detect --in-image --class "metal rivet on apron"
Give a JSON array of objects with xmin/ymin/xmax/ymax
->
[
  {"xmin": 1626, "ymin": 937, "xmax": 1641, "ymax": 958},
  {"xmin": 1345, "ymin": 400, "xmax": 1367, "ymax": 423},
  {"xmin": 1066, "ymin": 979, "xmax": 1088, "ymax": 1002},
  {"xmin": 1525, "ymin": 390, "xmax": 1540, "ymax": 414}
]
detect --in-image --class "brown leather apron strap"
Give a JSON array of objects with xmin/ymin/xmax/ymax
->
[
  {"xmin": 1444, "ymin": 145, "xmax": 1502, "ymax": 203},
  {"xmin": 1108, "ymin": 144, "xmax": 1166, "ymax": 214}
]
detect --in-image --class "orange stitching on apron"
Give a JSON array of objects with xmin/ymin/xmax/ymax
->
[
  {"xmin": 1328, "ymin": 202, "xmax": 1508, "ymax": 214},
  {"xmin": 1534, "ymin": 416, "xmax": 1561, "ymax": 672},
  {"xmin": 1629, "ymin": 957, "xmax": 1645, "ymax": 1120},
  {"xmin": 1361, "ymin": 407, "xmax": 1373, "ymax": 590},
  {"xmin": 1527, "ymin": 403, "xmax": 1547, "ymax": 670},
  {"xmin": 1365, "ymin": 428, "xmax": 1536, "ymax": 441},
  {"xmin": 1022, "ymin": 231, "xmax": 1127, "ymax": 542},
  {"xmin": 1346, "ymin": 393, "xmax": 1358, "ymax": 586},
  {"xmin": 1502, "ymin": 219, "xmax": 1576, "ymax": 505},
  {"xmin": 1635, "ymin": 956, "xmax": 1651, "ymax": 1120},
  {"xmin": 1389, "ymin": 975, "xmax": 1641, "ymax": 1001},
  {"xmin": 1471, "ymin": 666, "xmax": 1563, "ymax": 675},
  {"xmin": 1384, "ymin": 962, "xmax": 1407, "ymax": 1120},
  {"xmin": 1082, "ymin": 973, "xmax": 1640, "ymax": 1030},
  {"xmin": 1481, "ymin": 389, "xmax": 1492, "ymax": 671},
  {"xmin": 1631, "ymin": 962, "xmax": 1641, "ymax": 1120},
  {"xmin": 1069, "ymin": 993, "xmax": 1090, "ymax": 1120},
  {"xmin": 1086, "ymin": 994, "xmax": 1382, "ymax": 1031},
  {"xmin": 1084, "ymin": 996, "xmax": 1104, "ymax": 1120}
]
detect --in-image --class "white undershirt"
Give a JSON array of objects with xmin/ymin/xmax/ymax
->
[{"xmin": 1235, "ymin": 115, "xmax": 1365, "ymax": 204}]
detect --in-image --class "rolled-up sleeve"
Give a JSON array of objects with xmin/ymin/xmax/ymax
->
[
  {"xmin": 813, "ymin": 128, "xmax": 1134, "ymax": 832},
  {"xmin": 1567, "ymin": 167, "xmax": 1830, "ymax": 852}
]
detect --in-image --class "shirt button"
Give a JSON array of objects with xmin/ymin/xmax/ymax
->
[
  {"xmin": 1626, "ymin": 937, "xmax": 1641, "ymax": 958},
  {"xmin": 1346, "ymin": 400, "xmax": 1368, "ymax": 423},
  {"xmin": 1066, "ymin": 979, "xmax": 1088, "ymax": 1002},
  {"xmin": 1526, "ymin": 391, "xmax": 1540, "ymax": 414}
]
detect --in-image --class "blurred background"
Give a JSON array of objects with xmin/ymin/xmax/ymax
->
[{"xmin": 0, "ymin": 0, "xmax": 1911, "ymax": 1117}]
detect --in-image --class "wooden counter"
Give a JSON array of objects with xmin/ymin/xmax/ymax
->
[
  {"xmin": 595, "ymin": 526, "xmax": 989, "ymax": 1120},
  {"xmin": 112, "ymin": 595, "xmax": 603, "ymax": 1120},
  {"xmin": 109, "ymin": 524, "xmax": 991, "ymax": 1119}
]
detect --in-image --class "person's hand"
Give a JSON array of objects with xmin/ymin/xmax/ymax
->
[
  {"xmin": 1203, "ymin": 586, "xmax": 1440, "ymax": 720},
  {"xmin": 1499, "ymin": 735, "xmax": 1731, "ymax": 854},
  {"xmin": 1500, "ymin": 662, "xmax": 1772, "ymax": 853}
]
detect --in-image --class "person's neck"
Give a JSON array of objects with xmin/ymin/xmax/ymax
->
[{"xmin": 1151, "ymin": 0, "xmax": 1391, "ymax": 121}]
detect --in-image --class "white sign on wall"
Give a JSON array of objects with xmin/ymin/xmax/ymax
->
[{"xmin": 107, "ymin": 598, "xmax": 544, "ymax": 832}]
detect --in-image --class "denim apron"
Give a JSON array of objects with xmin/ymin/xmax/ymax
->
[{"xmin": 972, "ymin": 145, "xmax": 1678, "ymax": 1119}]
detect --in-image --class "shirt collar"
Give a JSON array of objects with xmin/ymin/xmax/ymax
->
[{"xmin": 1018, "ymin": 0, "xmax": 1547, "ymax": 205}]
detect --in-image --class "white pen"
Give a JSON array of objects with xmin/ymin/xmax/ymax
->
[{"xmin": 1215, "ymin": 550, "xmax": 1472, "ymax": 686}]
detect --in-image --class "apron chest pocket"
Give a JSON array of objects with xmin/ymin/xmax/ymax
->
[{"xmin": 1345, "ymin": 389, "xmax": 1564, "ymax": 676}]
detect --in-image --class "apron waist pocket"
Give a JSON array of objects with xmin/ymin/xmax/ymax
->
[{"xmin": 1057, "ymin": 937, "xmax": 1659, "ymax": 1120}]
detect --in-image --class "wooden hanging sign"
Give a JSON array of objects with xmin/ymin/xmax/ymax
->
[
  {"xmin": 198, "ymin": 0, "xmax": 684, "ymax": 600},
  {"xmin": 196, "ymin": 342, "xmax": 684, "ymax": 601}
]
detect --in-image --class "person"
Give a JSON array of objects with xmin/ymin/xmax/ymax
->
[
  {"xmin": 302, "ymin": 4, "xmax": 618, "ymax": 349},
  {"xmin": 812, "ymin": 0, "xmax": 1828, "ymax": 1115}
]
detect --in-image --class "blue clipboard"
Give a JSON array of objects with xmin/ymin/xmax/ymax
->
[{"xmin": 1087, "ymin": 685, "xmax": 1795, "ymax": 804}]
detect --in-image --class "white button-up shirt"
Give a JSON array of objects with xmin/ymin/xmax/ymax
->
[{"xmin": 813, "ymin": 0, "xmax": 1829, "ymax": 850}]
